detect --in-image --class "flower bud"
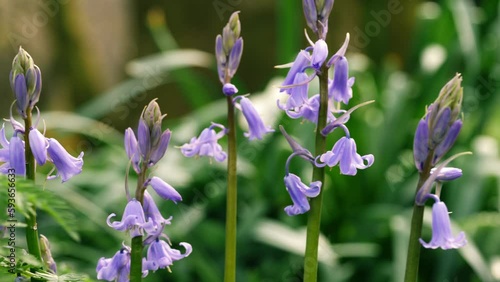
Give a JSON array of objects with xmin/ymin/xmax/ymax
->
[
  {"xmin": 40, "ymin": 234, "xmax": 57, "ymax": 274},
  {"xmin": 10, "ymin": 47, "xmax": 42, "ymax": 117}
]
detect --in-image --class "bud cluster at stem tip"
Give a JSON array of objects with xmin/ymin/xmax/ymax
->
[
  {"xmin": 10, "ymin": 46, "xmax": 42, "ymax": 118},
  {"xmin": 303, "ymin": 0, "xmax": 334, "ymax": 39},
  {"xmin": 215, "ymin": 11, "xmax": 243, "ymax": 88},
  {"xmin": 413, "ymin": 73, "xmax": 464, "ymax": 172}
]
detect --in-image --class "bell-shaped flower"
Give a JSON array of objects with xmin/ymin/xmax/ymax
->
[
  {"xmin": 46, "ymin": 138, "xmax": 83, "ymax": 182},
  {"xmin": 430, "ymin": 167, "xmax": 462, "ymax": 182},
  {"xmin": 329, "ymin": 56, "xmax": 354, "ymax": 104},
  {"xmin": 143, "ymin": 191, "xmax": 172, "ymax": 239},
  {"xmin": 280, "ymin": 50, "xmax": 311, "ymax": 94},
  {"xmin": 284, "ymin": 94, "xmax": 320, "ymax": 124},
  {"xmin": 143, "ymin": 238, "xmax": 192, "ymax": 272},
  {"xmin": 147, "ymin": 177, "xmax": 182, "ymax": 203},
  {"xmin": 278, "ymin": 72, "xmax": 310, "ymax": 110},
  {"xmin": 29, "ymin": 128, "xmax": 48, "ymax": 165},
  {"xmin": 311, "ymin": 39, "xmax": 328, "ymax": 70},
  {"xmin": 107, "ymin": 199, "xmax": 151, "ymax": 237},
  {"xmin": 96, "ymin": 245, "xmax": 149, "ymax": 281},
  {"xmin": 233, "ymin": 96, "xmax": 274, "ymax": 140},
  {"xmin": 419, "ymin": 199, "xmax": 467, "ymax": 249},
  {"xmin": 315, "ymin": 136, "xmax": 374, "ymax": 175},
  {"xmin": 9, "ymin": 135, "xmax": 25, "ymax": 176},
  {"xmin": 124, "ymin": 127, "xmax": 141, "ymax": 173},
  {"xmin": 283, "ymin": 173, "xmax": 321, "ymax": 216},
  {"xmin": 179, "ymin": 123, "xmax": 227, "ymax": 162}
]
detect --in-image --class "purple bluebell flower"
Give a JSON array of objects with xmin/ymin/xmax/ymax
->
[
  {"xmin": 432, "ymin": 119, "xmax": 462, "ymax": 165},
  {"xmin": 228, "ymin": 38, "xmax": 243, "ymax": 79},
  {"xmin": 149, "ymin": 129, "xmax": 171, "ymax": 167},
  {"xmin": 419, "ymin": 197, "xmax": 467, "ymax": 250},
  {"xmin": 147, "ymin": 177, "xmax": 182, "ymax": 203},
  {"xmin": 143, "ymin": 238, "xmax": 192, "ymax": 272},
  {"xmin": 329, "ymin": 57, "xmax": 354, "ymax": 104},
  {"xmin": 284, "ymin": 94, "xmax": 321, "ymax": 124},
  {"xmin": 29, "ymin": 128, "xmax": 47, "ymax": 165},
  {"xmin": 413, "ymin": 119, "xmax": 429, "ymax": 172},
  {"xmin": 107, "ymin": 199, "xmax": 153, "ymax": 238},
  {"xmin": 311, "ymin": 39, "xmax": 328, "ymax": 69},
  {"xmin": 280, "ymin": 50, "xmax": 311, "ymax": 94},
  {"xmin": 125, "ymin": 127, "xmax": 141, "ymax": 173},
  {"xmin": 315, "ymin": 136, "xmax": 374, "ymax": 175},
  {"xmin": 97, "ymin": 246, "xmax": 145, "ymax": 281},
  {"xmin": 9, "ymin": 134, "xmax": 25, "ymax": 176},
  {"xmin": 0, "ymin": 125, "xmax": 10, "ymax": 173},
  {"xmin": 137, "ymin": 119, "xmax": 151, "ymax": 159},
  {"xmin": 302, "ymin": 0, "xmax": 318, "ymax": 34},
  {"xmin": 179, "ymin": 123, "xmax": 227, "ymax": 162},
  {"xmin": 284, "ymin": 173, "xmax": 321, "ymax": 216},
  {"xmin": 430, "ymin": 167, "xmax": 462, "ymax": 182},
  {"xmin": 223, "ymin": 83, "xmax": 238, "ymax": 96},
  {"xmin": 278, "ymin": 72, "xmax": 310, "ymax": 110},
  {"xmin": 143, "ymin": 191, "xmax": 172, "ymax": 239},
  {"xmin": 233, "ymin": 96, "xmax": 274, "ymax": 140},
  {"xmin": 46, "ymin": 138, "xmax": 83, "ymax": 182}
]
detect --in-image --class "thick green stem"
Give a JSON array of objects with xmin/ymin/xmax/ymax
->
[
  {"xmin": 130, "ymin": 162, "xmax": 148, "ymax": 282},
  {"xmin": 404, "ymin": 153, "xmax": 433, "ymax": 282},
  {"xmin": 224, "ymin": 95, "xmax": 237, "ymax": 282},
  {"xmin": 304, "ymin": 65, "xmax": 329, "ymax": 282},
  {"xmin": 23, "ymin": 109, "xmax": 43, "ymax": 281}
]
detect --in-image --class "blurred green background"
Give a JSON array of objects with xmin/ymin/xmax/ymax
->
[{"xmin": 0, "ymin": 0, "xmax": 499, "ymax": 281}]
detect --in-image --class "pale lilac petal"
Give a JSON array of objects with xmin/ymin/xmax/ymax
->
[
  {"xmin": 284, "ymin": 173, "xmax": 322, "ymax": 216},
  {"xmin": 29, "ymin": 128, "xmax": 47, "ymax": 165},
  {"xmin": 235, "ymin": 97, "xmax": 274, "ymax": 140},
  {"xmin": 148, "ymin": 177, "xmax": 182, "ymax": 203},
  {"xmin": 9, "ymin": 135, "xmax": 25, "ymax": 176},
  {"xmin": 46, "ymin": 138, "xmax": 83, "ymax": 182}
]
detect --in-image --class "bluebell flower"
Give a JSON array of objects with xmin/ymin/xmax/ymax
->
[
  {"xmin": 430, "ymin": 167, "xmax": 462, "ymax": 182},
  {"xmin": 9, "ymin": 134, "xmax": 25, "ymax": 176},
  {"xmin": 28, "ymin": 128, "xmax": 48, "ymax": 165},
  {"xmin": 149, "ymin": 129, "xmax": 171, "ymax": 167},
  {"xmin": 315, "ymin": 136, "xmax": 374, "ymax": 175},
  {"xmin": 311, "ymin": 39, "xmax": 328, "ymax": 69},
  {"xmin": 97, "ymin": 245, "xmax": 149, "ymax": 281},
  {"xmin": 223, "ymin": 83, "xmax": 238, "ymax": 96},
  {"xmin": 329, "ymin": 57, "xmax": 354, "ymax": 104},
  {"xmin": 280, "ymin": 50, "xmax": 311, "ymax": 94},
  {"xmin": 179, "ymin": 123, "xmax": 227, "ymax": 162},
  {"xmin": 143, "ymin": 191, "xmax": 172, "ymax": 239},
  {"xmin": 233, "ymin": 96, "xmax": 274, "ymax": 140},
  {"xmin": 125, "ymin": 127, "xmax": 141, "ymax": 173},
  {"xmin": 143, "ymin": 238, "xmax": 192, "ymax": 272},
  {"xmin": 228, "ymin": 38, "xmax": 243, "ymax": 79},
  {"xmin": 46, "ymin": 138, "xmax": 83, "ymax": 182},
  {"xmin": 107, "ymin": 199, "xmax": 153, "ymax": 238},
  {"xmin": 413, "ymin": 119, "xmax": 429, "ymax": 172},
  {"xmin": 419, "ymin": 196, "xmax": 467, "ymax": 250},
  {"xmin": 284, "ymin": 173, "xmax": 321, "ymax": 216},
  {"xmin": 0, "ymin": 125, "xmax": 11, "ymax": 174},
  {"xmin": 147, "ymin": 177, "xmax": 182, "ymax": 203},
  {"xmin": 10, "ymin": 47, "xmax": 42, "ymax": 117},
  {"xmin": 432, "ymin": 119, "xmax": 462, "ymax": 165},
  {"xmin": 278, "ymin": 72, "xmax": 310, "ymax": 111}
]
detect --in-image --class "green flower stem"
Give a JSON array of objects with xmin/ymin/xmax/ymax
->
[
  {"xmin": 404, "ymin": 152, "xmax": 433, "ymax": 282},
  {"xmin": 23, "ymin": 108, "xmax": 44, "ymax": 282},
  {"xmin": 224, "ymin": 95, "xmax": 237, "ymax": 282},
  {"xmin": 130, "ymin": 162, "xmax": 148, "ymax": 282},
  {"xmin": 304, "ymin": 65, "xmax": 329, "ymax": 282}
]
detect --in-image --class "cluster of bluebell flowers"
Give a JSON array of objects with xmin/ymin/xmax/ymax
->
[
  {"xmin": 277, "ymin": 30, "xmax": 374, "ymax": 215},
  {"xmin": 179, "ymin": 11, "xmax": 273, "ymax": 160},
  {"xmin": 97, "ymin": 100, "xmax": 191, "ymax": 281},
  {"xmin": 0, "ymin": 47, "xmax": 84, "ymax": 182},
  {"xmin": 412, "ymin": 74, "xmax": 467, "ymax": 249}
]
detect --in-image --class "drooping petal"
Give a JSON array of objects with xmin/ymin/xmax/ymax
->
[
  {"xmin": 96, "ymin": 248, "xmax": 130, "ymax": 281},
  {"xmin": 234, "ymin": 96, "xmax": 274, "ymax": 140},
  {"xmin": 29, "ymin": 128, "xmax": 47, "ymax": 165},
  {"xmin": 142, "ymin": 191, "xmax": 172, "ymax": 238},
  {"xmin": 46, "ymin": 138, "xmax": 83, "ymax": 182},
  {"xmin": 419, "ymin": 200, "xmax": 467, "ymax": 250},
  {"xmin": 147, "ymin": 177, "xmax": 182, "ymax": 203},
  {"xmin": 283, "ymin": 173, "xmax": 321, "ymax": 216},
  {"xmin": 281, "ymin": 50, "xmax": 311, "ymax": 93}
]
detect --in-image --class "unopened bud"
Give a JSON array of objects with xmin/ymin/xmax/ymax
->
[{"xmin": 40, "ymin": 234, "xmax": 57, "ymax": 274}]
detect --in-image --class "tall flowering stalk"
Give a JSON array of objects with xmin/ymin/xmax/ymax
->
[
  {"xmin": 277, "ymin": 1, "xmax": 374, "ymax": 281},
  {"xmin": 404, "ymin": 74, "xmax": 469, "ymax": 281},
  {"xmin": 179, "ymin": 11, "xmax": 272, "ymax": 282},
  {"xmin": 97, "ymin": 100, "xmax": 191, "ymax": 282},
  {"xmin": 1, "ymin": 47, "xmax": 83, "ymax": 279}
]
